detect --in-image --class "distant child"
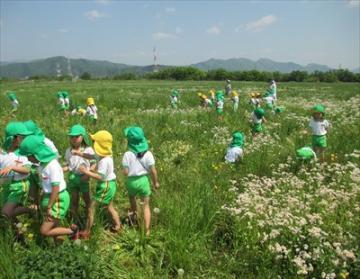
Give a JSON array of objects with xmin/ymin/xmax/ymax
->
[
  {"xmin": 170, "ymin": 90, "xmax": 179, "ymax": 109},
  {"xmin": 308, "ymin": 104, "xmax": 331, "ymax": 161},
  {"xmin": 225, "ymin": 131, "xmax": 245, "ymax": 163},
  {"xmin": 62, "ymin": 91, "xmax": 70, "ymax": 110},
  {"xmin": 250, "ymin": 108, "xmax": 266, "ymax": 135},
  {"xmin": 86, "ymin": 97, "xmax": 98, "ymax": 123},
  {"xmin": 1, "ymin": 122, "xmax": 33, "ymax": 225},
  {"xmin": 225, "ymin": 80, "xmax": 232, "ymax": 96},
  {"xmin": 269, "ymin": 80, "xmax": 277, "ymax": 103},
  {"xmin": 63, "ymin": 125, "xmax": 95, "ymax": 223},
  {"xmin": 122, "ymin": 126, "xmax": 159, "ymax": 236},
  {"xmin": 215, "ymin": 90, "xmax": 225, "ymax": 119},
  {"xmin": 19, "ymin": 135, "xmax": 79, "ymax": 241},
  {"xmin": 76, "ymin": 130, "xmax": 121, "ymax": 239},
  {"xmin": 296, "ymin": 146, "xmax": 316, "ymax": 162},
  {"xmin": 263, "ymin": 90, "xmax": 274, "ymax": 111},
  {"xmin": 71, "ymin": 105, "xmax": 86, "ymax": 116},
  {"xmin": 231, "ymin": 91, "xmax": 239, "ymax": 112},
  {"xmin": 7, "ymin": 92, "xmax": 19, "ymax": 113},
  {"xmin": 249, "ymin": 92, "xmax": 261, "ymax": 108}
]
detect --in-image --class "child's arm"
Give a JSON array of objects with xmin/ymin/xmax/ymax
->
[
  {"xmin": 71, "ymin": 150, "xmax": 95, "ymax": 160},
  {"xmin": 149, "ymin": 166, "xmax": 160, "ymax": 189},
  {"xmin": 122, "ymin": 167, "xmax": 129, "ymax": 176},
  {"xmin": 78, "ymin": 166, "xmax": 102, "ymax": 180},
  {"xmin": 262, "ymin": 117, "xmax": 267, "ymax": 123},
  {"xmin": 62, "ymin": 165, "xmax": 69, "ymax": 173},
  {"xmin": 0, "ymin": 165, "xmax": 30, "ymax": 176}
]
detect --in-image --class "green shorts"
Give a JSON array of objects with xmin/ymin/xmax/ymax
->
[
  {"xmin": 126, "ymin": 176, "xmax": 151, "ymax": 198},
  {"xmin": 2, "ymin": 180, "xmax": 29, "ymax": 205},
  {"xmin": 266, "ymin": 103, "xmax": 273, "ymax": 110},
  {"xmin": 67, "ymin": 172, "xmax": 89, "ymax": 193},
  {"xmin": 252, "ymin": 123, "xmax": 263, "ymax": 133},
  {"xmin": 94, "ymin": 180, "xmax": 116, "ymax": 205},
  {"xmin": 216, "ymin": 108, "xmax": 223, "ymax": 115},
  {"xmin": 312, "ymin": 135, "xmax": 327, "ymax": 148},
  {"xmin": 41, "ymin": 190, "xmax": 70, "ymax": 220},
  {"xmin": 29, "ymin": 166, "xmax": 40, "ymax": 189},
  {"xmin": 58, "ymin": 105, "xmax": 66, "ymax": 111}
]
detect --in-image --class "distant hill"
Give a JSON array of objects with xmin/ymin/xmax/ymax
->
[
  {"xmin": 191, "ymin": 58, "xmax": 332, "ymax": 73},
  {"xmin": 0, "ymin": 56, "xmax": 338, "ymax": 78}
]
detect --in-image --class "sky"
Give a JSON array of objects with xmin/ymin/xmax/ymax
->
[{"xmin": 0, "ymin": 0, "xmax": 359, "ymax": 69}]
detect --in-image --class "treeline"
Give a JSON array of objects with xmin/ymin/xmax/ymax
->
[{"xmin": 3, "ymin": 67, "xmax": 359, "ymax": 82}]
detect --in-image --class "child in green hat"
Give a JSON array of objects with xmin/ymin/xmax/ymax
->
[
  {"xmin": 57, "ymin": 91, "xmax": 66, "ymax": 111},
  {"xmin": 63, "ymin": 124, "xmax": 95, "ymax": 223},
  {"xmin": 225, "ymin": 131, "xmax": 245, "ymax": 163},
  {"xmin": 0, "ymin": 122, "xmax": 33, "ymax": 226},
  {"xmin": 250, "ymin": 108, "xmax": 266, "ymax": 135},
  {"xmin": 308, "ymin": 104, "xmax": 331, "ymax": 161},
  {"xmin": 19, "ymin": 135, "xmax": 79, "ymax": 241},
  {"xmin": 7, "ymin": 92, "xmax": 19, "ymax": 113},
  {"xmin": 122, "ymin": 126, "xmax": 160, "ymax": 236},
  {"xmin": 215, "ymin": 90, "xmax": 225, "ymax": 119},
  {"xmin": 170, "ymin": 90, "xmax": 179, "ymax": 109},
  {"xmin": 76, "ymin": 130, "xmax": 122, "ymax": 239},
  {"xmin": 296, "ymin": 146, "xmax": 316, "ymax": 161}
]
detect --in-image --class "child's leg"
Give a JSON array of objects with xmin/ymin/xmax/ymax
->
[
  {"xmin": 107, "ymin": 201, "xmax": 121, "ymax": 231},
  {"xmin": 141, "ymin": 197, "xmax": 151, "ymax": 236},
  {"xmin": 40, "ymin": 219, "xmax": 73, "ymax": 237},
  {"xmin": 84, "ymin": 200, "xmax": 97, "ymax": 234},
  {"xmin": 129, "ymin": 196, "xmax": 137, "ymax": 213},
  {"xmin": 82, "ymin": 192, "xmax": 91, "ymax": 214},
  {"xmin": 2, "ymin": 203, "xmax": 31, "ymax": 220},
  {"xmin": 71, "ymin": 191, "xmax": 80, "ymax": 220}
]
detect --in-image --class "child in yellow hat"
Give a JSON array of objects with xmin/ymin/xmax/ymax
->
[
  {"xmin": 231, "ymin": 91, "xmax": 239, "ymax": 112},
  {"xmin": 86, "ymin": 97, "xmax": 98, "ymax": 123},
  {"xmin": 76, "ymin": 130, "xmax": 121, "ymax": 239}
]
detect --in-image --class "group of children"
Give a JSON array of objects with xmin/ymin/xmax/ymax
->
[{"xmin": 0, "ymin": 121, "xmax": 160, "ymax": 242}]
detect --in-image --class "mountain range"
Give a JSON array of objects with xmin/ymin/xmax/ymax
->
[{"xmin": 0, "ymin": 56, "xmax": 356, "ymax": 78}]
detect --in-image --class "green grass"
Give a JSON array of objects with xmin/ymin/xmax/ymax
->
[{"xmin": 0, "ymin": 80, "xmax": 359, "ymax": 278}]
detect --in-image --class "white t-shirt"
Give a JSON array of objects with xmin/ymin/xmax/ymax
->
[
  {"xmin": 225, "ymin": 147, "xmax": 243, "ymax": 163},
  {"xmin": 270, "ymin": 83, "xmax": 277, "ymax": 98},
  {"xmin": 0, "ymin": 152, "xmax": 31, "ymax": 182},
  {"xmin": 264, "ymin": 96, "xmax": 274, "ymax": 105},
  {"xmin": 216, "ymin": 100, "xmax": 224, "ymax": 109},
  {"xmin": 309, "ymin": 118, "xmax": 330, "ymax": 136},
  {"xmin": 11, "ymin": 100, "xmax": 19, "ymax": 107},
  {"xmin": 251, "ymin": 112, "xmax": 262, "ymax": 124},
  {"xmin": 171, "ymin": 96, "xmax": 178, "ymax": 103},
  {"xmin": 39, "ymin": 159, "xmax": 66, "ymax": 193},
  {"xmin": 122, "ymin": 151, "xmax": 155, "ymax": 177},
  {"xmin": 65, "ymin": 146, "xmax": 95, "ymax": 174},
  {"xmin": 97, "ymin": 156, "xmax": 116, "ymax": 181},
  {"xmin": 58, "ymin": 98, "xmax": 65, "ymax": 105},
  {"xmin": 232, "ymin": 96, "xmax": 239, "ymax": 103},
  {"xmin": 64, "ymin": 97, "xmax": 70, "ymax": 105},
  {"xmin": 44, "ymin": 137, "xmax": 59, "ymax": 156},
  {"xmin": 86, "ymin": 105, "xmax": 98, "ymax": 119}
]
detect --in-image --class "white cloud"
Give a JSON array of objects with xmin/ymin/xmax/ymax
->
[
  {"xmin": 347, "ymin": 0, "xmax": 360, "ymax": 7},
  {"xmin": 175, "ymin": 27, "xmax": 183, "ymax": 34},
  {"xmin": 95, "ymin": 0, "xmax": 111, "ymax": 4},
  {"xmin": 244, "ymin": 15, "xmax": 277, "ymax": 32},
  {"xmin": 152, "ymin": 32, "xmax": 177, "ymax": 40},
  {"xmin": 165, "ymin": 7, "xmax": 176, "ymax": 13},
  {"xmin": 84, "ymin": 10, "xmax": 107, "ymax": 21},
  {"xmin": 58, "ymin": 28, "xmax": 68, "ymax": 33},
  {"xmin": 207, "ymin": 25, "xmax": 221, "ymax": 35}
]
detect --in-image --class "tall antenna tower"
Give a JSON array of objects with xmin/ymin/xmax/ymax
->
[{"xmin": 153, "ymin": 46, "xmax": 158, "ymax": 72}]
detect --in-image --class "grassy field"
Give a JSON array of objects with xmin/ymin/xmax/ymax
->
[{"xmin": 0, "ymin": 80, "xmax": 359, "ymax": 278}]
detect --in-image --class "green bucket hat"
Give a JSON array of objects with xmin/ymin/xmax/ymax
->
[
  {"xmin": 216, "ymin": 90, "xmax": 224, "ymax": 100},
  {"xmin": 57, "ymin": 91, "xmax": 63, "ymax": 98},
  {"xmin": 172, "ymin": 89, "xmax": 179, "ymax": 97},
  {"xmin": 68, "ymin": 124, "xmax": 91, "ymax": 146},
  {"xmin": 230, "ymin": 131, "xmax": 244, "ymax": 148},
  {"xmin": 274, "ymin": 107, "xmax": 285, "ymax": 113},
  {"xmin": 19, "ymin": 135, "xmax": 56, "ymax": 163},
  {"xmin": 254, "ymin": 108, "xmax": 265, "ymax": 119},
  {"xmin": 62, "ymin": 91, "xmax": 69, "ymax": 98},
  {"xmin": 124, "ymin": 126, "xmax": 149, "ymax": 154},
  {"xmin": 3, "ymin": 122, "xmax": 34, "ymax": 151},
  {"xmin": 296, "ymin": 146, "xmax": 316, "ymax": 160},
  {"xmin": 7, "ymin": 92, "xmax": 17, "ymax": 101},
  {"xmin": 312, "ymin": 104, "xmax": 325, "ymax": 114},
  {"xmin": 23, "ymin": 120, "xmax": 44, "ymax": 138}
]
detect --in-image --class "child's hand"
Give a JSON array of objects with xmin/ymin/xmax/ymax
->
[
  {"xmin": 46, "ymin": 207, "xmax": 53, "ymax": 221},
  {"xmin": 154, "ymin": 182, "xmax": 160, "ymax": 189},
  {"xmin": 0, "ymin": 166, "xmax": 12, "ymax": 176},
  {"xmin": 78, "ymin": 165, "xmax": 87, "ymax": 174}
]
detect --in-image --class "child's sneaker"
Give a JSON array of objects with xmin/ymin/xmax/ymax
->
[{"xmin": 69, "ymin": 224, "xmax": 79, "ymax": 240}]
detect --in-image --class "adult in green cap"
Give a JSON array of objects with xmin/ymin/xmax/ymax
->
[
  {"xmin": 251, "ymin": 108, "xmax": 267, "ymax": 134},
  {"xmin": 122, "ymin": 126, "xmax": 160, "ymax": 236},
  {"xmin": 3, "ymin": 122, "xmax": 33, "ymax": 152},
  {"xmin": 19, "ymin": 135, "xmax": 79, "ymax": 241},
  {"xmin": 64, "ymin": 124, "xmax": 95, "ymax": 223},
  {"xmin": 225, "ymin": 131, "xmax": 245, "ymax": 163},
  {"xmin": 309, "ymin": 103, "xmax": 330, "ymax": 162}
]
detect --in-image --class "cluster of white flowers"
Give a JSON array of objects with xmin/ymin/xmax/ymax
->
[
  {"xmin": 211, "ymin": 126, "xmax": 230, "ymax": 145},
  {"xmin": 158, "ymin": 140, "xmax": 192, "ymax": 163}
]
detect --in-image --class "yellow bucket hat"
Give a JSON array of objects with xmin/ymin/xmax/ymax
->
[
  {"xmin": 87, "ymin": 97, "xmax": 95, "ymax": 106},
  {"xmin": 90, "ymin": 130, "xmax": 113, "ymax": 156}
]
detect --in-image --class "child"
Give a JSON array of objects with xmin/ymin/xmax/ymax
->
[
  {"xmin": 209, "ymin": 89, "xmax": 216, "ymax": 104},
  {"xmin": 86, "ymin": 97, "xmax": 98, "ymax": 123},
  {"xmin": 122, "ymin": 126, "xmax": 159, "ymax": 236},
  {"xmin": 296, "ymin": 146, "xmax": 316, "ymax": 162},
  {"xmin": 1, "ymin": 122, "xmax": 33, "ymax": 224},
  {"xmin": 269, "ymin": 80, "xmax": 277, "ymax": 103},
  {"xmin": 71, "ymin": 105, "xmax": 86, "ymax": 116},
  {"xmin": 203, "ymin": 94, "xmax": 213, "ymax": 108},
  {"xmin": 170, "ymin": 90, "xmax": 179, "ymax": 109},
  {"xmin": 215, "ymin": 90, "xmax": 225, "ymax": 119},
  {"xmin": 225, "ymin": 80, "xmax": 232, "ymax": 96},
  {"xmin": 249, "ymin": 92, "xmax": 261, "ymax": 108},
  {"xmin": 231, "ymin": 91, "xmax": 239, "ymax": 112},
  {"xmin": 57, "ymin": 91, "xmax": 66, "ymax": 112},
  {"xmin": 225, "ymin": 131, "xmax": 245, "ymax": 163},
  {"xmin": 263, "ymin": 91, "xmax": 274, "ymax": 111},
  {"xmin": 62, "ymin": 91, "xmax": 70, "ymax": 111},
  {"xmin": 19, "ymin": 135, "xmax": 79, "ymax": 241},
  {"xmin": 76, "ymin": 130, "xmax": 121, "ymax": 239},
  {"xmin": 7, "ymin": 92, "xmax": 19, "ymax": 113},
  {"xmin": 63, "ymin": 124, "xmax": 95, "ymax": 223},
  {"xmin": 308, "ymin": 104, "xmax": 331, "ymax": 161},
  {"xmin": 250, "ymin": 108, "xmax": 266, "ymax": 135}
]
